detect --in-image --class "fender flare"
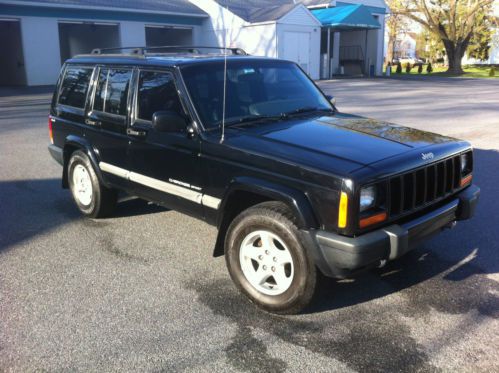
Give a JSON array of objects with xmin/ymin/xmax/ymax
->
[
  {"xmin": 62, "ymin": 135, "xmax": 107, "ymax": 188},
  {"xmin": 218, "ymin": 177, "xmax": 318, "ymax": 229},
  {"xmin": 213, "ymin": 176, "xmax": 320, "ymax": 257}
]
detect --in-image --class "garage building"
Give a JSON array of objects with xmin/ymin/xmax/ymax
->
[
  {"xmin": 0, "ymin": 0, "xmax": 387, "ymax": 86},
  {"xmin": 0, "ymin": 0, "xmax": 207, "ymax": 86}
]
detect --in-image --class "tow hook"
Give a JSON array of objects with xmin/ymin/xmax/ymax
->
[{"xmin": 444, "ymin": 221, "xmax": 457, "ymax": 230}]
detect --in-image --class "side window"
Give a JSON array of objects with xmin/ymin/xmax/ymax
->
[
  {"xmin": 58, "ymin": 66, "xmax": 93, "ymax": 108},
  {"xmin": 137, "ymin": 70, "xmax": 183, "ymax": 122},
  {"xmin": 93, "ymin": 68, "xmax": 132, "ymax": 116}
]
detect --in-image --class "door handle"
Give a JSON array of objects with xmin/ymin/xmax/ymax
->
[
  {"xmin": 127, "ymin": 128, "xmax": 147, "ymax": 138},
  {"xmin": 85, "ymin": 118, "xmax": 101, "ymax": 126}
]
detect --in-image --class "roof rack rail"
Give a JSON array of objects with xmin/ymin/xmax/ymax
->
[{"xmin": 90, "ymin": 45, "xmax": 248, "ymax": 56}]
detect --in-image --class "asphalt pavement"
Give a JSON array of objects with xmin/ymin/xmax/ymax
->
[{"xmin": 1, "ymin": 79, "xmax": 498, "ymax": 372}]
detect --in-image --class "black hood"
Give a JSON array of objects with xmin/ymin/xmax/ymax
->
[{"xmin": 222, "ymin": 114, "xmax": 459, "ymax": 174}]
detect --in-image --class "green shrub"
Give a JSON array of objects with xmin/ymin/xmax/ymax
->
[
  {"xmin": 489, "ymin": 67, "xmax": 496, "ymax": 77},
  {"xmin": 405, "ymin": 62, "xmax": 412, "ymax": 73},
  {"xmin": 427, "ymin": 62, "xmax": 433, "ymax": 73}
]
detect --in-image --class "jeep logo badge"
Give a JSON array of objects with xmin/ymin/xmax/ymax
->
[{"xmin": 421, "ymin": 152, "xmax": 434, "ymax": 160}]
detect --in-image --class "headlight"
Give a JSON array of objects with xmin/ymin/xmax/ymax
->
[
  {"xmin": 360, "ymin": 185, "xmax": 376, "ymax": 212},
  {"xmin": 460, "ymin": 153, "xmax": 468, "ymax": 174}
]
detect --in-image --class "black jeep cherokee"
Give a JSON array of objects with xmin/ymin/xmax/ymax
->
[{"xmin": 48, "ymin": 46, "xmax": 480, "ymax": 314}]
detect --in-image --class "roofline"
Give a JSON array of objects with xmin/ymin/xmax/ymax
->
[
  {"xmin": 278, "ymin": 3, "xmax": 322, "ymax": 27},
  {"xmin": 0, "ymin": 0, "xmax": 209, "ymax": 18}
]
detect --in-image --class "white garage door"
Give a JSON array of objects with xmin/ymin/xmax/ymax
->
[{"xmin": 283, "ymin": 31, "xmax": 311, "ymax": 74}]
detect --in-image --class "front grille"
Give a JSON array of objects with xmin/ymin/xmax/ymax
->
[{"xmin": 388, "ymin": 154, "xmax": 462, "ymax": 217}]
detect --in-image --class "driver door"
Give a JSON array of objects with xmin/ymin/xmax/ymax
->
[{"xmin": 127, "ymin": 68, "xmax": 203, "ymax": 217}]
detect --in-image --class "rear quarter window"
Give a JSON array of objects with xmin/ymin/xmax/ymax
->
[{"xmin": 58, "ymin": 66, "xmax": 93, "ymax": 108}]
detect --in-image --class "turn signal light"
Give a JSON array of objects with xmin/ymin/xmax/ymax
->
[
  {"xmin": 48, "ymin": 117, "xmax": 54, "ymax": 144},
  {"xmin": 338, "ymin": 192, "xmax": 348, "ymax": 228},
  {"xmin": 460, "ymin": 174, "xmax": 472, "ymax": 187},
  {"xmin": 359, "ymin": 211, "xmax": 387, "ymax": 229}
]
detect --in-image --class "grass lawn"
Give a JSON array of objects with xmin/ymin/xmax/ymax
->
[{"xmin": 386, "ymin": 65, "xmax": 498, "ymax": 78}]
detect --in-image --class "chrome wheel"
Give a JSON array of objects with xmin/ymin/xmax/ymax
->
[
  {"xmin": 72, "ymin": 164, "xmax": 93, "ymax": 206},
  {"xmin": 239, "ymin": 230, "xmax": 294, "ymax": 296}
]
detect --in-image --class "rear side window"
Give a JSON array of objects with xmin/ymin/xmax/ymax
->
[
  {"xmin": 93, "ymin": 68, "xmax": 132, "ymax": 116},
  {"xmin": 58, "ymin": 66, "xmax": 93, "ymax": 108},
  {"xmin": 137, "ymin": 70, "xmax": 183, "ymax": 121}
]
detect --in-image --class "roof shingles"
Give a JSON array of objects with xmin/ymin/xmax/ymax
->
[{"xmin": 10, "ymin": 0, "xmax": 207, "ymax": 16}]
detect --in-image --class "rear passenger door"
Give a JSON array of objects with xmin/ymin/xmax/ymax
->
[
  {"xmin": 86, "ymin": 66, "xmax": 133, "ymax": 189},
  {"xmin": 127, "ymin": 68, "xmax": 203, "ymax": 216}
]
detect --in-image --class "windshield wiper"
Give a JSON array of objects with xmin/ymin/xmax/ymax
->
[
  {"xmin": 283, "ymin": 106, "xmax": 334, "ymax": 117},
  {"xmin": 223, "ymin": 114, "xmax": 284, "ymax": 127}
]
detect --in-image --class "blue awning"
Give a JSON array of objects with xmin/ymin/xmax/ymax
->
[{"xmin": 311, "ymin": 4, "xmax": 381, "ymax": 30}]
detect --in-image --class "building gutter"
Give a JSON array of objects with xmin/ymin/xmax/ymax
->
[{"xmin": 0, "ymin": 0, "xmax": 209, "ymax": 18}]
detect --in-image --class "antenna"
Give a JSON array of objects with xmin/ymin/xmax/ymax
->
[{"xmin": 220, "ymin": 1, "xmax": 229, "ymax": 143}]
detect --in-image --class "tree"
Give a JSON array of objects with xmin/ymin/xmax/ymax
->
[
  {"xmin": 391, "ymin": 0, "xmax": 495, "ymax": 74},
  {"xmin": 385, "ymin": 0, "xmax": 411, "ymax": 62},
  {"xmin": 467, "ymin": 25, "xmax": 494, "ymax": 61}
]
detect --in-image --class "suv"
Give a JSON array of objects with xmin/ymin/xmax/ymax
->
[{"xmin": 48, "ymin": 46, "xmax": 479, "ymax": 314}]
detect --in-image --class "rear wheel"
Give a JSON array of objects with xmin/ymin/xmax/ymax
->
[
  {"xmin": 67, "ymin": 150, "xmax": 117, "ymax": 218},
  {"xmin": 225, "ymin": 202, "xmax": 317, "ymax": 314}
]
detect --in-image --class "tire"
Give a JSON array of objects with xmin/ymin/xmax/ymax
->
[
  {"xmin": 225, "ymin": 201, "xmax": 317, "ymax": 314},
  {"xmin": 67, "ymin": 150, "xmax": 117, "ymax": 218}
]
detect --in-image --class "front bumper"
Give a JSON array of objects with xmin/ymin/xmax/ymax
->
[{"xmin": 314, "ymin": 184, "xmax": 480, "ymax": 278}]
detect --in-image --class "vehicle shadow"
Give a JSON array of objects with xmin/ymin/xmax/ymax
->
[
  {"xmin": 306, "ymin": 147, "xmax": 499, "ymax": 315},
  {"xmin": 114, "ymin": 196, "xmax": 169, "ymax": 218},
  {"xmin": 0, "ymin": 178, "xmax": 168, "ymax": 253}
]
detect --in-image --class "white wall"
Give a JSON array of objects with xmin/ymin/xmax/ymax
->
[
  {"xmin": 239, "ymin": 24, "xmax": 277, "ymax": 57},
  {"xmin": 374, "ymin": 14, "xmax": 385, "ymax": 75},
  {"xmin": 20, "ymin": 17, "xmax": 61, "ymax": 86},
  {"xmin": 191, "ymin": 0, "xmax": 247, "ymax": 47},
  {"xmin": 120, "ymin": 21, "xmax": 146, "ymax": 47},
  {"xmin": 277, "ymin": 24, "xmax": 320, "ymax": 79},
  {"xmin": 194, "ymin": 1, "xmax": 321, "ymax": 79},
  {"xmin": 277, "ymin": 5, "xmax": 322, "ymax": 79},
  {"xmin": 3, "ymin": 15, "xmax": 203, "ymax": 86},
  {"xmin": 329, "ymin": 31, "xmax": 341, "ymax": 75}
]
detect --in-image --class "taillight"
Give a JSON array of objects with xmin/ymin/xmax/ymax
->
[{"xmin": 48, "ymin": 117, "xmax": 54, "ymax": 144}]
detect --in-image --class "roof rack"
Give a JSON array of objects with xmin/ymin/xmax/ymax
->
[{"xmin": 90, "ymin": 45, "xmax": 248, "ymax": 56}]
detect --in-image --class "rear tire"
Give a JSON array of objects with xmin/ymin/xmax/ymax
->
[
  {"xmin": 67, "ymin": 150, "xmax": 117, "ymax": 218},
  {"xmin": 225, "ymin": 201, "xmax": 317, "ymax": 314}
]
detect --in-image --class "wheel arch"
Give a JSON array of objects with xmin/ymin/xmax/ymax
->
[
  {"xmin": 62, "ymin": 135, "xmax": 106, "ymax": 189},
  {"xmin": 212, "ymin": 177, "xmax": 319, "ymax": 257}
]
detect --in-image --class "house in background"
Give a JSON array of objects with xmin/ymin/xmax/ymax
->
[
  {"xmin": 394, "ymin": 32, "xmax": 417, "ymax": 59},
  {"xmin": 0, "ymin": 0, "xmax": 388, "ymax": 86},
  {"xmin": 195, "ymin": 0, "xmax": 388, "ymax": 79},
  {"xmin": 0, "ymin": 0, "xmax": 208, "ymax": 86}
]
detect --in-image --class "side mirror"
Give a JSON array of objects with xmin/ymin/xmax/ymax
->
[
  {"xmin": 152, "ymin": 111, "xmax": 187, "ymax": 133},
  {"xmin": 326, "ymin": 95, "xmax": 336, "ymax": 106}
]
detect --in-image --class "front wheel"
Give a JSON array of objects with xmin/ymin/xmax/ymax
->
[
  {"xmin": 225, "ymin": 202, "xmax": 317, "ymax": 314},
  {"xmin": 67, "ymin": 150, "xmax": 117, "ymax": 218}
]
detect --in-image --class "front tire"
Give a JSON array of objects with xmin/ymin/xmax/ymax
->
[
  {"xmin": 67, "ymin": 150, "xmax": 117, "ymax": 218},
  {"xmin": 225, "ymin": 202, "xmax": 317, "ymax": 314}
]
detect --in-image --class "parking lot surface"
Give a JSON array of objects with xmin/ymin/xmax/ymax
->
[{"xmin": 1, "ymin": 79, "xmax": 498, "ymax": 372}]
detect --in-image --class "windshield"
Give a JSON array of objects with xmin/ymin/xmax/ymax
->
[{"xmin": 181, "ymin": 60, "xmax": 332, "ymax": 129}]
